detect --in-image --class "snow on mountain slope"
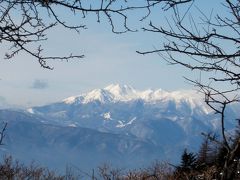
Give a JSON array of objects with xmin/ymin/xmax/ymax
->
[
  {"xmin": 27, "ymin": 85, "xmax": 239, "ymax": 153},
  {"xmin": 28, "ymin": 84, "xmax": 223, "ymax": 144},
  {"xmin": 0, "ymin": 110, "xmax": 166, "ymax": 172},
  {"xmin": 60, "ymin": 84, "xmax": 208, "ymax": 112},
  {"xmin": 1, "ymin": 85, "xmax": 239, "ymax": 172}
]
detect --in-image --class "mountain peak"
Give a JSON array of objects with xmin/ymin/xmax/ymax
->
[
  {"xmin": 61, "ymin": 84, "xmax": 205, "ymax": 109},
  {"xmin": 104, "ymin": 84, "xmax": 135, "ymax": 93},
  {"xmin": 83, "ymin": 89, "xmax": 113, "ymax": 104},
  {"xmin": 63, "ymin": 96, "xmax": 77, "ymax": 104},
  {"xmin": 104, "ymin": 84, "xmax": 136, "ymax": 100}
]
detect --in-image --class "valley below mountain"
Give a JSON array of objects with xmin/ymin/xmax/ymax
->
[{"xmin": 0, "ymin": 84, "xmax": 238, "ymax": 172}]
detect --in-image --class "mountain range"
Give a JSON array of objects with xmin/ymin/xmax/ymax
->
[{"xmin": 0, "ymin": 84, "xmax": 238, "ymax": 172}]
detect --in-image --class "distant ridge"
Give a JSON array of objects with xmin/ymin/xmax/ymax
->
[
  {"xmin": 60, "ymin": 84, "xmax": 208, "ymax": 112},
  {"xmin": 2, "ymin": 84, "xmax": 237, "ymax": 172}
]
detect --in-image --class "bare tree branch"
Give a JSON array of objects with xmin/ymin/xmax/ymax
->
[{"xmin": 137, "ymin": 0, "xmax": 240, "ymax": 178}]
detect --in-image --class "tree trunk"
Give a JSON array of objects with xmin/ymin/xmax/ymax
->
[{"xmin": 221, "ymin": 139, "xmax": 240, "ymax": 180}]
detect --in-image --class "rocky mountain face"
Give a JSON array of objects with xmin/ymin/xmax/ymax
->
[{"xmin": 0, "ymin": 84, "xmax": 238, "ymax": 172}]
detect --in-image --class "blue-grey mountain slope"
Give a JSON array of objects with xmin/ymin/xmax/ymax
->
[{"xmin": 0, "ymin": 84, "xmax": 238, "ymax": 172}]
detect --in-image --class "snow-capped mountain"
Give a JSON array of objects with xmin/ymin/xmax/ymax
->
[
  {"xmin": 60, "ymin": 84, "xmax": 207, "ymax": 107},
  {"xmin": 0, "ymin": 84, "xmax": 239, "ymax": 172},
  {"xmin": 28, "ymin": 84, "xmax": 213, "ymax": 134}
]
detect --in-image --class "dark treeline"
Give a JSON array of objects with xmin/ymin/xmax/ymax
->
[{"xmin": 1, "ymin": 130, "xmax": 240, "ymax": 180}]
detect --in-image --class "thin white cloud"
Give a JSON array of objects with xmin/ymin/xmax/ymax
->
[{"xmin": 31, "ymin": 79, "xmax": 49, "ymax": 90}]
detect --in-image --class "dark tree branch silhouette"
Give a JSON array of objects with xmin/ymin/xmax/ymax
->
[
  {"xmin": 1, "ymin": 0, "xmax": 184, "ymax": 69},
  {"xmin": 137, "ymin": 0, "xmax": 240, "ymax": 179},
  {"xmin": 0, "ymin": 0, "xmax": 196, "ymax": 69},
  {"xmin": 0, "ymin": 122, "xmax": 7, "ymax": 145},
  {"xmin": 3, "ymin": 0, "xmax": 240, "ymax": 178}
]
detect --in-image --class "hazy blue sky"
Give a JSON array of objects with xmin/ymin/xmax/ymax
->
[{"xmin": 0, "ymin": 0, "xmax": 222, "ymax": 107}]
